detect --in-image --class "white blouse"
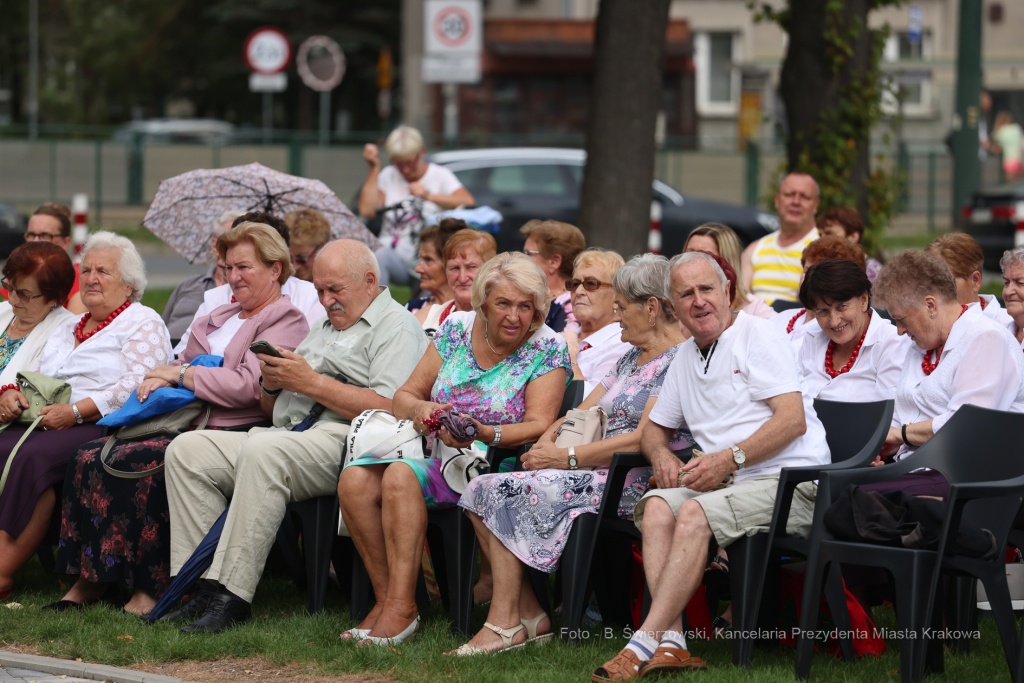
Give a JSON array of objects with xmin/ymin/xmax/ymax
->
[
  {"xmin": 37, "ymin": 303, "xmax": 173, "ymax": 416},
  {"xmin": 576, "ymin": 321, "xmax": 633, "ymax": 396},
  {"xmin": 980, "ymin": 294, "xmax": 1015, "ymax": 328},
  {"xmin": 770, "ymin": 307, "xmax": 817, "ymax": 355},
  {"xmin": 1007, "ymin": 319, "xmax": 1024, "ymax": 351},
  {"xmin": 798, "ymin": 310, "xmax": 913, "ymax": 402},
  {"xmin": 891, "ymin": 304, "xmax": 1024, "ymax": 460}
]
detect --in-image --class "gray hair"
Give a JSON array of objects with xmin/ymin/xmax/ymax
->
[
  {"xmin": 214, "ymin": 210, "xmax": 246, "ymax": 238},
  {"xmin": 385, "ymin": 125, "xmax": 424, "ymax": 160},
  {"xmin": 81, "ymin": 230, "xmax": 147, "ymax": 302},
  {"xmin": 614, "ymin": 254, "xmax": 674, "ymax": 320},
  {"xmin": 1000, "ymin": 246, "xmax": 1024, "ymax": 274},
  {"xmin": 664, "ymin": 251, "xmax": 728, "ymax": 301}
]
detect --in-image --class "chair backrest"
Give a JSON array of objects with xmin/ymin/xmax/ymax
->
[
  {"xmin": 771, "ymin": 299, "xmax": 804, "ymax": 313},
  {"xmin": 559, "ymin": 380, "xmax": 587, "ymax": 418},
  {"xmin": 812, "ymin": 398, "xmax": 894, "ymax": 465}
]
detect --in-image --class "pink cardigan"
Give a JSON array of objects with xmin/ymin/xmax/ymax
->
[{"xmin": 172, "ymin": 295, "xmax": 310, "ymax": 427}]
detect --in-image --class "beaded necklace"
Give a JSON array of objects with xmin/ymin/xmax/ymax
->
[
  {"xmin": 921, "ymin": 305, "xmax": 969, "ymax": 376},
  {"xmin": 786, "ymin": 309, "xmax": 807, "ymax": 334},
  {"xmin": 824, "ymin": 311, "xmax": 872, "ymax": 378},
  {"xmin": 74, "ymin": 301, "xmax": 131, "ymax": 343}
]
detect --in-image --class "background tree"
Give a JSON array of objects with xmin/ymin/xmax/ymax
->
[
  {"xmin": 754, "ymin": 0, "xmax": 904, "ymax": 253},
  {"xmin": 577, "ymin": 0, "xmax": 671, "ymax": 258}
]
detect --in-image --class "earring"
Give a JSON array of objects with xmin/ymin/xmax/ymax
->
[{"xmin": 649, "ymin": 318, "xmax": 655, "ymax": 326}]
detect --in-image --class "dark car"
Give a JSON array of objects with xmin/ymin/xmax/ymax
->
[
  {"xmin": 428, "ymin": 148, "xmax": 779, "ymax": 254},
  {"xmin": 961, "ymin": 180, "xmax": 1024, "ymax": 271},
  {"xmin": 0, "ymin": 202, "xmax": 27, "ymax": 259}
]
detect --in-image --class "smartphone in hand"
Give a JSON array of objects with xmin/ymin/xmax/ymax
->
[{"xmin": 249, "ymin": 340, "xmax": 283, "ymax": 358}]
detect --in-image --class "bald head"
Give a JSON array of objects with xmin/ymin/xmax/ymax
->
[{"xmin": 313, "ymin": 240, "xmax": 383, "ymax": 330}]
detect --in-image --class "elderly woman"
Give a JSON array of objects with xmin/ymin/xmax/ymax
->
[
  {"xmin": 358, "ymin": 125, "xmax": 474, "ymax": 283},
  {"xmin": 283, "ymin": 208, "xmax": 332, "ymax": 282},
  {"xmin": 817, "ymin": 206, "xmax": 883, "ymax": 282},
  {"xmin": 0, "ymin": 232, "xmax": 171, "ymax": 600},
  {"xmin": 566, "ymin": 249, "xmax": 631, "ymax": 394},
  {"xmin": 521, "ymin": 219, "xmax": 586, "ymax": 334},
  {"xmin": 926, "ymin": 232, "xmax": 1014, "ymax": 326},
  {"xmin": 773, "ymin": 236, "xmax": 867, "ymax": 352},
  {"xmin": 1003, "ymin": 246, "xmax": 1024, "ymax": 350},
  {"xmin": 868, "ymin": 249, "xmax": 1024, "ymax": 496},
  {"xmin": 50, "ymin": 223, "xmax": 310, "ymax": 614},
  {"xmin": 434, "ymin": 228, "xmax": 498, "ymax": 324},
  {"xmin": 684, "ymin": 223, "xmax": 774, "ymax": 319},
  {"xmin": 338, "ymin": 253, "xmax": 571, "ymax": 646},
  {"xmin": 797, "ymin": 258, "xmax": 912, "ymax": 401},
  {"xmin": 452, "ymin": 254, "xmax": 690, "ymax": 655},
  {"xmin": 405, "ymin": 219, "xmax": 462, "ymax": 322}
]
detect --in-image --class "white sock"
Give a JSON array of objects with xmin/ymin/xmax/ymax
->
[
  {"xmin": 624, "ymin": 631, "xmax": 658, "ymax": 662},
  {"xmin": 660, "ymin": 629, "xmax": 687, "ymax": 651}
]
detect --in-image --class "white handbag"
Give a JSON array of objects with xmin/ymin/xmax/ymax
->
[
  {"xmin": 437, "ymin": 441, "xmax": 490, "ymax": 495},
  {"xmin": 344, "ymin": 409, "xmax": 426, "ymax": 466}
]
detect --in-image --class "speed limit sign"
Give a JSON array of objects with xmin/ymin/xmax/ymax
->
[{"xmin": 244, "ymin": 26, "xmax": 292, "ymax": 75}]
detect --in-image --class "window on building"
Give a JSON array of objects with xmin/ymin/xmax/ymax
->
[
  {"xmin": 694, "ymin": 32, "xmax": 739, "ymax": 116},
  {"xmin": 882, "ymin": 31, "xmax": 932, "ymax": 116}
]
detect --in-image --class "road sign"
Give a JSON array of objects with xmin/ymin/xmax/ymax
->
[
  {"xmin": 908, "ymin": 5, "xmax": 923, "ymax": 44},
  {"xmin": 422, "ymin": 55, "xmax": 480, "ymax": 84},
  {"xmin": 244, "ymin": 27, "xmax": 292, "ymax": 75},
  {"xmin": 297, "ymin": 36, "xmax": 345, "ymax": 92},
  {"xmin": 249, "ymin": 73, "xmax": 287, "ymax": 92},
  {"xmin": 423, "ymin": 0, "xmax": 481, "ymax": 84}
]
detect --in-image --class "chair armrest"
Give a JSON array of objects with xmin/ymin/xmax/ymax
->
[
  {"xmin": 818, "ymin": 457, "xmax": 920, "ymax": 497},
  {"xmin": 601, "ymin": 452, "xmax": 651, "ymax": 520},
  {"xmin": 948, "ymin": 475, "xmax": 1024, "ymax": 501}
]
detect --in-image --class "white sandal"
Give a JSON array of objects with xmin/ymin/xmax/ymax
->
[
  {"xmin": 340, "ymin": 627, "xmax": 370, "ymax": 640},
  {"xmin": 520, "ymin": 612, "xmax": 553, "ymax": 644},
  {"xmin": 359, "ymin": 615, "xmax": 420, "ymax": 646},
  {"xmin": 448, "ymin": 621, "xmax": 526, "ymax": 656}
]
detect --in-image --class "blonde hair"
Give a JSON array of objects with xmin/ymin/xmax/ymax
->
[
  {"xmin": 471, "ymin": 252, "xmax": 551, "ymax": 331},
  {"xmin": 442, "ymin": 228, "xmax": 497, "ymax": 265},
  {"xmin": 683, "ymin": 223, "xmax": 750, "ymax": 312},
  {"xmin": 217, "ymin": 222, "xmax": 295, "ymax": 285},
  {"xmin": 284, "ymin": 208, "xmax": 331, "ymax": 247},
  {"xmin": 385, "ymin": 125, "xmax": 424, "ymax": 160},
  {"xmin": 573, "ymin": 248, "xmax": 625, "ymax": 281}
]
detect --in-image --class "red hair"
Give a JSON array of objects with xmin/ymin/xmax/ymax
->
[{"xmin": 2, "ymin": 242, "xmax": 76, "ymax": 304}]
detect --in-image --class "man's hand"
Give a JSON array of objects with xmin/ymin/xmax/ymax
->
[
  {"xmin": 259, "ymin": 349, "xmax": 319, "ymax": 395},
  {"xmin": 363, "ymin": 143, "xmax": 380, "ymax": 168},
  {"xmin": 649, "ymin": 448, "xmax": 682, "ymax": 490},
  {"xmin": 408, "ymin": 181, "xmax": 429, "ymax": 199},
  {"xmin": 678, "ymin": 450, "xmax": 736, "ymax": 493}
]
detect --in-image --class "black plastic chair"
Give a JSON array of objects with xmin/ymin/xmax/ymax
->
[
  {"xmin": 726, "ymin": 398, "xmax": 894, "ymax": 668},
  {"xmin": 796, "ymin": 406, "xmax": 1024, "ymax": 683},
  {"xmin": 274, "ymin": 494, "xmax": 340, "ymax": 614},
  {"xmin": 771, "ymin": 299, "xmax": 804, "ymax": 313}
]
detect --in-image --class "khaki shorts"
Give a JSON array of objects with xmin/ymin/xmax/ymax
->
[{"xmin": 633, "ymin": 476, "xmax": 817, "ymax": 549}]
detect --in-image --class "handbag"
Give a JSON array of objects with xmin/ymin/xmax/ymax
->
[
  {"xmin": 0, "ymin": 371, "xmax": 73, "ymax": 497},
  {"xmin": 437, "ymin": 441, "xmax": 489, "ymax": 495},
  {"xmin": 99, "ymin": 400, "xmax": 211, "ymax": 479},
  {"xmin": 344, "ymin": 409, "xmax": 426, "ymax": 468},
  {"xmin": 554, "ymin": 406, "xmax": 608, "ymax": 460}
]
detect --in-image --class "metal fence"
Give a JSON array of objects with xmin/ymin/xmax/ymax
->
[{"xmin": 0, "ymin": 128, "xmax": 1009, "ymax": 230}]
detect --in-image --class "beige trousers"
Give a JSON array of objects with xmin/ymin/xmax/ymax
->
[{"xmin": 165, "ymin": 422, "xmax": 349, "ymax": 603}]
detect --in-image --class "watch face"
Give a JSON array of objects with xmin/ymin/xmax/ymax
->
[{"xmin": 568, "ymin": 456, "xmax": 578, "ymax": 468}]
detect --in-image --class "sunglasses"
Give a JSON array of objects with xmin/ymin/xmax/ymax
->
[
  {"xmin": 2, "ymin": 280, "xmax": 44, "ymax": 301},
  {"xmin": 566, "ymin": 278, "xmax": 613, "ymax": 293}
]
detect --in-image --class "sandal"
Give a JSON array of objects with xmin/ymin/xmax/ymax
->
[
  {"xmin": 521, "ymin": 612, "xmax": 553, "ymax": 644},
  {"xmin": 638, "ymin": 645, "xmax": 707, "ymax": 677},
  {"xmin": 448, "ymin": 621, "xmax": 526, "ymax": 656},
  {"xmin": 340, "ymin": 627, "xmax": 371, "ymax": 640},
  {"xmin": 591, "ymin": 648, "xmax": 646, "ymax": 682}
]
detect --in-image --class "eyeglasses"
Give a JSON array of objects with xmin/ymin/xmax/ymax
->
[
  {"xmin": 523, "ymin": 249, "xmax": 543, "ymax": 257},
  {"xmin": 25, "ymin": 231, "xmax": 63, "ymax": 242},
  {"xmin": 2, "ymin": 280, "xmax": 44, "ymax": 301},
  {"xmin": 291, "ymin": 243, "xmax": 326, "ymax": 267},
  {"xmin": 567, "ymin": 278, "xmax": 614, "ymax": 293}
]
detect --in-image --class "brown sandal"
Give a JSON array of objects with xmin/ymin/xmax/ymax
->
[
  {"xmin": 638, "ymin": 645, "xmax": 707, "ymax": 677},
  {"xmin": 592, "ymin": 649, "xmax": 646, "ymax": 682}
]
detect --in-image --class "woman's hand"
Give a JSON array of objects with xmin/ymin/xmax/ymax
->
[
  {"xmin": 145, "ymin": 365, "xmax": 181, "ymax": 387},
  {"xmin": 880, "ymin": 427, "xmax": 903, "ymax": 458},
  {"xmin": 0, "ymin": 390, "xmax": 27, "ymax": 423},
  {"xmin": 438, "ymin": 426, "xmax": 476, "ymax": 450},
  {"xmin": 409, "ymin": 401, "xmax": 450, "ymax": 436},
  {"xmin": 137, "ymin": 378, "xmax": 173, "ymax": 403},
  {"xmin": 39, "ymin": 403, "xmax": 76, "ymax": 431},
  {"xmin": 521, "ymin": 441, "xmax": 569, "ymax": 471}
]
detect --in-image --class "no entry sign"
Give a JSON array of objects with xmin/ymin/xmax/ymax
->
[
  {"xmin": 244, "ymin": 27, "xmax": 292, "ymax": 75},
  {"xmin": 424, "ymin": 1, "xmax": 481, "ymax": 55}
]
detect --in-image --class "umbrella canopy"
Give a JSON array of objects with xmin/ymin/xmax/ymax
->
[{"xmin": 143, "ymin": 162, "xmax": 380, "ymax": 264}]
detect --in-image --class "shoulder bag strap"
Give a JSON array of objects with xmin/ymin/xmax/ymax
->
[
  {"xmin": 361, "ymin": 423, "xmax": 422, "ymax": 461},
  {"xmin": 101, "ymin": 402, "xmax": 212, "ymax": 480},
  {"xmin": 0, "ymin": 414, "xmax": 44, "ymax": 498}
]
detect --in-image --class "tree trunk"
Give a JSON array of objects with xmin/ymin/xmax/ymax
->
[
  {"xmin": 578, "ymin": 0, "xmax": 671, "ymax": 258},
  {"xmin": 780, "ymin": 0, "xmax": 873, "ymax": 218}
]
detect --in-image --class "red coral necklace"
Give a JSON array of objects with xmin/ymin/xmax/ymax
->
[
  {"xmin": 921, "ymin": 305, "xmax": 969, "ymax": 376},
  {"xmin": 786, "ymin": 309, "xmax": 807, "ymax": 334},
  {"xmin": 74, "ymin": 301, "xmax": 131, "ymax": 343},
  {"xmin": 824, "ymin": 311, "xmax": 872, "ymax": 378}
]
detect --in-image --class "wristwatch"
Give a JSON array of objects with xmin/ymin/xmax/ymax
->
[
  {"xmin": 259, "ymin": 376, "xmax": 282, "ymax": 397},
  {"xmin": 730, "ymin": 445, "xmax": 746, "ymax": 470},
  {"xmin": 568, "ymin": 446, "xmax": 578, "ymax": 470},
  {"xmin": 72, "ymin": 404, "xmax": 83, "ymax": 425},
  {"xmin": 489, "ymin": 425, "xmax": 502, "ymax": 446},
  {"xmin": 178, "ymin": 363, "xmax": 190, "ymax": 389}
]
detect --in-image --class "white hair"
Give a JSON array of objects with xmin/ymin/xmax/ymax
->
[
  {"xmin": 1001, "ymin": 246, "xmax": 1024, "ymax": 274},
  {"xmin": 81, "ymin": 230, "xmax": 147, "ymax": 302},
  {"xmin": 214, "ymin": 210, "xmax": 246, "ymax": 238},
  {"xmin": 385, "ymin": 125, "xmax": 424, "ymax": 160},
  {"xmin": 664, "ymin": 251, "xmax": 728, "ymax": 301}
]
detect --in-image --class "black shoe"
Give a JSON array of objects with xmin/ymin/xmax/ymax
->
[
  {"xmin": 159, "ymin": 583, "xmax": 217, "ymax": 623},
  {"xmin": 42, "ymin": 599, "xmax": 85, "ymax": 612},
  {"xmin": 181, "ymin": 591, "xmax": 251, "ymax": 634}
]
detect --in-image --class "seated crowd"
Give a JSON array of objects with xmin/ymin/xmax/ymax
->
[{"xmin": 2, "ymin": 165, "xmax": 1024, "ymax": 681}]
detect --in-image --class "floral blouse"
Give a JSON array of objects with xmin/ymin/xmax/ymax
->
[
  {"xmin": 431, "ymin": 311, "xmax": 572, "ymax": 427},
  {"xmin": 545, "ymin": 291, "xmax": 580, "ymax": 335}
]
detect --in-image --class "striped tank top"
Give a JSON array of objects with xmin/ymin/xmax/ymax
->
[{"xmin": 749, "ymin": 227, "xmax": 819, "ymax": 304}]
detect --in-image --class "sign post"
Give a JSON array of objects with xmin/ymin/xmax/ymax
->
[
  {"xmin": 422, "ymin": 0, "xmax": 482, "ymax": 142},
  {"xmin": 297, "ymin": 36, "xmax": 346, "ymax": 146},
  {"xmin": 245, "ymin": 27, "xmax": 292, "ymax": 144}
]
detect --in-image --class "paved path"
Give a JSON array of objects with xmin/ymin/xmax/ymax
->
[{"xmin": 0, "ymin": 653, "xmax": 196, "ymax": 683}]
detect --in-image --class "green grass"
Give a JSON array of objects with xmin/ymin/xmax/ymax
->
[
  {"xmin": 140, "ymin": 287, "xmax": 175, "ymax": 316},
  {"xmin": 106, "ymin": 224, "xmax": 164, "ymax": 244},
  {"xmin": 0, "ymin": 555, "xmax": 1015, "ymax": 682}
]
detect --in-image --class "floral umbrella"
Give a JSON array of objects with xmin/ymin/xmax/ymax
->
[{"xmin": 143, "ymin": 162, "xmax": 379, "ymax": 264}]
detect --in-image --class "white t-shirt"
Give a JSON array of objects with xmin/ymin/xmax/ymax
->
[
  {"xmin": 770, "ymin": 307, "xmax": 817, "ymax": 355},
  {"xmin": 798, "ymin": 310, "xmax": 912, "ymax": 402},
  {"xmin": 576, "ymin": 322, "xmax": 633, "ymax": 395},
  {"xmin": 203, "ymin": 312, "xmax": 246, "ymax": 357},
  {"xmin": 650, "ymin": 312, "xmax": 831, "ymax": 483},
  {"xmin": 377, "ymin": 163, "xmax": 464, "ymax": 217},
  {"xmin": 980, "ymin": 294, "xmax": 1015, "ymax": 328},
  {"xmin": 174, "ymin": 277, "xmax": 325, "ymax": 355}
]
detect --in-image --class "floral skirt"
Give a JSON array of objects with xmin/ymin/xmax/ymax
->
[
  {"xmin": 458, "ymin": 466, "xmax": 651, "ymax": 573},
  {"xmin": 345, "ymin": 456, "xmax": 462, "ymax": 510}
]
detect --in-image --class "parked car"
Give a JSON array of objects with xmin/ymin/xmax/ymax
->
[
  {"xmin": 427, "ymin": 148, "xmax": 779, "ymax": 255},
  {"xmin": 0, "ymin": 202, "xmax": 27, "ymax": 259},
  {"xmin": 961, "ymin": 180, "xmax": 1024, "ymax": 271},
  {"xmin": 112, "ymin": 119, "xmax": 235, "ymax": 145}
]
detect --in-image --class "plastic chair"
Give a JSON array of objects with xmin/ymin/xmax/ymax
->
[
  {"xmin": 274, "ymin": 495, "xmax": 339, "ymax": 614},
  {"xmin": 771, "ymin": 299, "xmax": 804, "ymax": 313},
  {"xmin": 797, "ymin": 406, "xmax": 1024, "ymax": 683}
]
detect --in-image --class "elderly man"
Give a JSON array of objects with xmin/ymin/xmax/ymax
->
[
  {"xmin": 163, "ymin": 239, "xmax": 428, "ymax": 634},
  {"xmin": 741, "ymin": 171, "xmax": 820, "ymax": 304},
  {"xmin": 592, "ymin": 251, "xmax": 830, "ymax": 680}
]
